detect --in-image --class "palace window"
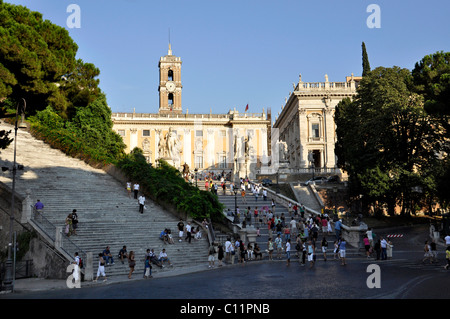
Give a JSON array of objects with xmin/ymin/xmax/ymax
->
[
  {"xmin": 219, "ymin": 155, "xmax": 227, "ymax": 169},
  {"xmin": 118, "ymin": 130, "xmax": 125, "ymax": 136},
  {"xmin": 196, "ymin": 130, "xmax": 203, "ymax": 137},
  {"xmin": 195, "ymin": 156, "xmax": 203, "ymax": 169},
  {"xmin": 311, "ymin": 123, "xmax": 320, "ymax": 139},
  {"xmin": 142, "ymin": 130, "xmax": 150, "ymax": 137}
]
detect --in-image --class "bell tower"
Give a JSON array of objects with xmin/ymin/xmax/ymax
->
[{"xmin": 158, "ymin": 43, "xmax": 182, "ymax": 114}]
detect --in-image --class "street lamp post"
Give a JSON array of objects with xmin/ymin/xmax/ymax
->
[
  {"xmin": 3, "ymin": 98, "xmax": 26, "ymax": 292},
  {"xmin": 233, "ymin": 188, "xmax": 239, "ymax": 224}
]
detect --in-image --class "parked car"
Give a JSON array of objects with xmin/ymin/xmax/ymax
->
[
  {"xmin": 304, "ymin": 176, "xmax": 327, "ymax": 186},
  {"xmin": 326, "ymin": 175, "xmax": 340, "ymax": 183},
  {"xmin": 261, "ymin": 178, "xmax": 273, "ymax": 186}
]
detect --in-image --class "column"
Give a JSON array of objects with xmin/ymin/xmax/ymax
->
[{"xmin": 298, "ymin": 107, "xmax": 308, "ymax": 168}]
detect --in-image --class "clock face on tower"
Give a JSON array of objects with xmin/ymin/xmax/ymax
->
[{"xmin": 165, "ymin": 81, "xmax": 176, "ymax": 93}]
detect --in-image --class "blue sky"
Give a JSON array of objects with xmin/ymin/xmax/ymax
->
[{"xmin": 5, "ymin": 0, "xmax": 450, "ymax": 117}]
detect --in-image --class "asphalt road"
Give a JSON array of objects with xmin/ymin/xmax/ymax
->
[{"xmin": 1, "ymin": 223, "xmax": 447, "ymax": 319}]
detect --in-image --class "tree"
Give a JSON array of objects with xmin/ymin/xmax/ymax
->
[
  {"xmin": 412, "ymin": 51, "xmax": 450, "ymax": 207},
  {"xmin": 362, "ymin": 42, "xmax": 371, "ymax": 76},
  {"xmin": 335, "ymin": 66, "xmax": 441, "ymax": 216},
  {"xmin": 0, "ymin": 1, "xmax": 78, "ymax": 116}
]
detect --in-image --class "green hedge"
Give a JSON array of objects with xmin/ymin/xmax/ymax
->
[{"xmin": 117, "ymin": 149, "xmax": 224, "ymax": 223}]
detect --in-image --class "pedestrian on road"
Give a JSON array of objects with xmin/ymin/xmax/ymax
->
[
  {"xmin": 386, "ymin": 238, "xmax": 393, "ymax": 259},
  {"xmin": 339, "ymin": 238, "xmax": 347, "ymax": 265},
  {"xmin": 286, "ymin": 239, "xmax": 291, "ymax": 266},
  {"xmin": 133, "ymin": 182, "xmax": 140, "ymax": 199},
  {"xmin": 275, "ymin": 234, "xmax": 283, "ymax": 259},
  {"xmin": 422, "ymin": 240, "xmax": 433, "ymax": 263},
  {"xmin": 94, "ymin": 253, "xmax": 107, "ymax": 282},
  {"xmin": 307, "ymin": 240, "xmax": 315, "ymax": 268},
  {"xmin": 208, "ymin": 244, "xmax": 216, "ymax": 268},
  {"xmin": 301, "ymin": 240, "xmax": 307, "ymax": 265},
  {"xmin": 217, "ymin": 243, "xmax": 224, "ymax": 267},
  {"xmin": 128, "ymin": 251, "xmax": 136, "ymax": 279},
  {"xmin": 267, "ymin": 237, "xmax": 274, "ymax": 260},
  {"xmin": 445, "ymin": 246, "xmax": 450, "ymax": 270},
  {"xmin": 374, "ymin": 239, "xmax": 381, "ymax": 260},
  {"xmin": 430, "ymin": 240, "xmax": 438, "ymax": 263},
  {"xmin": 363, "ymin": 235, "xmax": 371, "ymax": 258},
  {"xmin": 225, "ymin": 237, "xmax": 232, "ymax": 263},
  {"xmin": 321, "ymin": 237, "xmax": 328, "ymax": 261},
  {"xmin": 380, "ymin": 237, "xmax": 387, "ymax": 260}
]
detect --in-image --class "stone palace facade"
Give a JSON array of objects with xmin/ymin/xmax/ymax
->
[
  {"xmin": 111, "ymin": 45, "xmax": 272, "ymax": 179},
  {"xmin": 270, "ymin": 74, "xmax": 361, "ymax": 176}
]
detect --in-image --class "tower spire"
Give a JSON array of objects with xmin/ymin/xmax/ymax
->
[{"xmin": 168, "ymin": 28, "xmax": 172, "ymax": 55}]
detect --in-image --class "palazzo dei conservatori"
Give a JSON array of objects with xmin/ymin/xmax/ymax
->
[{"xmin": 111, "ymin": 45, "xmax": 272, "ymax": 180}]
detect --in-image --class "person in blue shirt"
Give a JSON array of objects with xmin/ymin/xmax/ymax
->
[
  {"xmin": 339, "ymin": 238, "xmax": 347, "ymax": 265},
  {"xmin": 160, "ymin": 229, "xmax": 169, "ymax": 244},
  {"xmin": 34, "ymin": 199, "xmax": 44, "ymax": 211},
  {"xmin": 334, "ymin": 219, "xmax": 342, "ymax": 239}
]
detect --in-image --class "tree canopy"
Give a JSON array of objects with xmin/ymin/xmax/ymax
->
[{"xmin": 335, "ymin": 62, "xmax": 446, "ymax": 215}]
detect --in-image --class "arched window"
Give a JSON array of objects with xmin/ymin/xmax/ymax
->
[
  {"xmin": 168, "ymin": 69, "xmax": 173, "ymax": 81},
  {"xmin": 168, "ymin": 93, "xmax": 174, "ymax": 105}
]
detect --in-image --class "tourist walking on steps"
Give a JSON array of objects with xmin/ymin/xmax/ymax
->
[
  {"xmin": 94, "ymin": 253, "xmax": 107, "ymax": 282},
  {"xmin": 138, "ymin": 194, "xmax": 145, "ymax": 214},
  {"xmin": 185, "ymin": 222, "xmax": 192, "ymax": 243},
  {"xmin": 65, "ymin": 213, "xmax": 73, "ymax": 237},
  {"xmin": 177, "ymin": 219, "xmax": 185, "ymax": 242},
  {"xmin": 126, "ymin": 181, "xmax": 132, "ymax": 198},
  {"xmin": 128, "ymin": 251, "xmax": 136, "ymax": 279},
  {"xmin": 34, "ymin": 199, "xmax": 44, "ymax": 213},
  {"xmin": 71, "ymin": 209, "xmax": 78, "ymax": 235},
  {"xmin": 133, "ymin": 182, "xmax": 140, "ymax": 199}
]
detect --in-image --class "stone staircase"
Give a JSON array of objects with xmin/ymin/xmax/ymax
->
[
  {"xmin": 0, "ymin": 121, "xmax": 209, "ymax": 278},
  {"xmin": 290, "ymin": 183, "xmax": 322, "ymax": 213}
]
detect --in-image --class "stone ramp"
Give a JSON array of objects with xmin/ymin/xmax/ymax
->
[{"xmin": 0, "ymin": 121, "xmax": 209, "ymax": 278}]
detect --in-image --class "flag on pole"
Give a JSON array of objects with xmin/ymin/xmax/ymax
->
[{"xmin": 245, "ymin": 104, "xmax": 249, "ymax": 112}]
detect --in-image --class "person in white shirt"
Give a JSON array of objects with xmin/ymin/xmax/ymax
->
[
  {"xmin": 225, "ymin": 237, "xmax": 233, "ymax": 262},
  {"xmin": 445, "ymin": 235, "xmax": 450, "ymax": 247},
  {"xmin": 138, "ymin": 195, "xmax": 145, "ymax": 214},
  {"xmin": 158, "ymin": 248, "xmax": 172, "ymax": 267},
  {"xmin": 286, "ymin": 239, "xmax": 291, "ymax": 265},
  {"xmin": 185, "ymin": 222, "xmax": 192, "ymax": 243},
  {"xmin": 133, "ymin": 183, "xmax": 140, "ymax": 199}
]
